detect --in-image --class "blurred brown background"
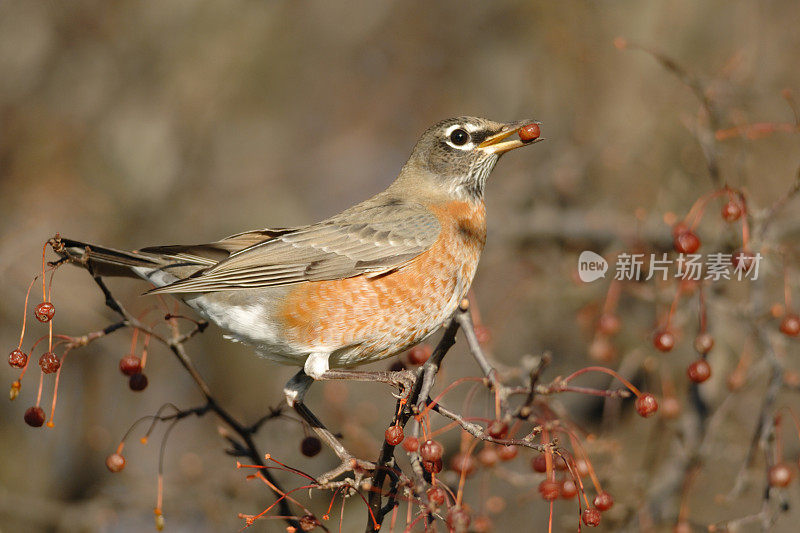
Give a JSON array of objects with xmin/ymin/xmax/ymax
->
[{"xmin": 2, "ymin": 1, "xmax": 800, "ymax": 531}]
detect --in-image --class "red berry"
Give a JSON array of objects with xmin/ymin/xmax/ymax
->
[
  {"xmin": 768, "ymin": 463, "xmax": 793, "ymax": 487},
  {"xmin": 721, "ymin": 201, "xmax": 743, "ymax": 222},
  {"xmin": 477, "ymin": 446, "xmax": 499, "ymax": 467},
  {"xmin": 420, "ymin": 439, "xmax": 444, "ymax": 462},
  {"xmin": 560, "ymin": 479, "xmax": 578, "ymax": 499},
  {"xmin": 299, "ymin": 514, "xmax": 319, "ymax": 532},
  {"xmin": 385, "ymin": 425, "xmax": 404, "ymax": 446},
  {"xmin": 653, "ymin": 330, "xmax": 675, "ymax": 352},
  {"xmin": 593, "ymin": 491, "xmax": 614, "ymax": 511},
  {"xmin": 597, "ymin": 313, "xmax": 621, "ymax": 335},
  {"xmin": 582, "ymin": 508, "xmax": 602, "ymax": 527},
  {"xmin": 446, "ymin": 507, "xmax": 471, "ymax": 531},
  {"xmin": 575, "ymin": 459, "xmax": 591, "ymax": 477},
  {"xmin": 407, "ymin": 344, "xmax": 432, "ymax": 365},
  {"xmin": 119, "ymin": 354, "xmax": 142, "ymax": 376},
  {"xmin": 487, "ymin": 419, "xmax": 508, "ymax": 439},
  {"xmin": 427, "ymin": 487, "xmax": 447, "ymax": 506},
  {"xmin": 450, "ymin": 452, "xmax": 476, "ymax": 477},
  {"xmin": 497, "ymin": 445, "xmax": 518, "ymax": 461},
  {"xmin": 674, "ymin": 231, "xmax": 701, "ymax": 254},
  {"xmin": 38, "ymin": 352, "xmax": 60, "ymax": 374},
  {"xmin": 687, "ymin": 359, "xmax": 712, "ymax": 383},
  {"xmin": 24, "ymin": 406, "xmax": 46, "ymax": 427},
  {"xmin": 780, "ymin": 314, "xmax": 800, "ymax": 337},
  {"xmin": 128, "ymin": 373, "xmax": 148, "ymax": 391},
  {"xmin": 8, "ymin": 349, "xmax": 28, "ymax": 368},
  {"xmin": 299, "ymin": 514, "xmax": 320, "ymax": 531},
  {"xmin": 34, "ymin": 302, "xmax": 55, "ymax": 323},
  {"xmin": 532, "ymin": 454, "xmax": 547, "ymax": 473},
  {"xmin": 694, "ymin": 332, "xmax": 714, "ymax": 355},
  {"xmin": 636, "ymin": 393, "xmax": 659, "ymax": 417},
  {"xmin": 402, "ymin": 436, "xmax": 419, "ymax": 453},
  {"xmin": 538, "ymin": 479, "xmax": 560, "ymax": 501},
  {"xmin": 519, "ymin": 123, "xmax": 541, "ymax": 142},
  {"xmin": 301, "ymin": 436, "xmax": 322, "ymax": 457},
  {"xmin": 423, "ymin": 458, "xmax": 443, "ymax": 474},
  {"xmin": 106, "ymin": 453, "xmax": 126, "ymax": 472}
]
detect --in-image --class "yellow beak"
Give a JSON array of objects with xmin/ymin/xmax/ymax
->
[{"xmin": 477, "ymin": 120, "xmax": 543, "ymax": 154}]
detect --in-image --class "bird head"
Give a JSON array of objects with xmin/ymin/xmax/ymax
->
[{"xmin": 399, "ymin": 116, "xmax": 542, "ymax": 201}]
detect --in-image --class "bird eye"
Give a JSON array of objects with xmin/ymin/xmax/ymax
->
[{"xmin": 449, "ymin": 128, "xmax": 470, "ymax": 146}]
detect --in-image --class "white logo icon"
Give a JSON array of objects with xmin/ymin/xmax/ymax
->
[{"xmin": 578, "ymin": 251, "xmax": 608, "ymax": 282}]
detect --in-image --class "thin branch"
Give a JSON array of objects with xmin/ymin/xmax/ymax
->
[
  {"xmin": 366, "ymin": 315, "xmax": 461, "ymax": 532},
  {"xmin": 63, "ymin": 258, "xmax": 300, "ymax": 529}
]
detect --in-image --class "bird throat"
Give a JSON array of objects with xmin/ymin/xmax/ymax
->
[{"xmin": 459, "ymin": 154, "xmax": 499, "ymax": 200}]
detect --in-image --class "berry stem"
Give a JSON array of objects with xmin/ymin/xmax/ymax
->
[
  {"xmin": 455, "ymin": 437, "xmax": 480, "ymax": 507},
  {"xmin": 47, "ymin": 266, "xmax": 56, "ymax": 302},
  {"xmin": 141, "ymin": 333, "xmax": 151, "ymax": 369},
  {"xmin": 566, "ymin": 432, "xmax": 603, "ymax": 495},
  {"xmin": 665, "ymin": 282, "xmax": 685, "ymax": 330},
  {"xmin": 494, "ymin": 386, "xmax": 502, "ymax": 420},
  {"xmin": 563, "ymin": 366, "xmax": 643, "ymax": 397},
  {"xmin": 686, "ymin": 188, "xmax": 727, "ymax": 231},
  {"xmin": 35, "ymin": 371, "xmax": 44, "ymax": 407},
  {"xmin": 20, "ymin": 335, "xmax": 52, "ymax": 382},
  {"xmin": 740, "ymin": 193, "xmax": 751, "ymax": 249},
  {"xmin": 18, "ymin": 276, "xmax": 39, "ymax": 349},
  {"xmin": 698, "ymin": 285, "xmax": 708, "ymax": 333},
  {"xmin": 560, "ymin": 385, "xmax": 631, "ymax": 398},
  {"xmin": 130, "ymin": 327, "xmax": 139, "ymax": 357},
  {"xmin": 41, "ymin": 242, "xmax": 48, "ymax": 301},
  {"xmin": 47, "ymin": 351, "xmax": 69, "ymax": 428},
  {"xmin": 776, "ymin": 407, "xmax": 800, "ymax": 444},
  {"xmin": 415, "ymin": 377, "xmax": 485, "ymax": 421}
]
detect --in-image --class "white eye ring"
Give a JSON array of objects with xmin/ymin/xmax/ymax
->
[{"xmin": 444, "ymin": 124, "xmax": 475, "ymax": 150}]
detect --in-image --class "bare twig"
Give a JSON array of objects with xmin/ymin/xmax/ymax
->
[{"xmin": 58, "ymin": 257, "xmax": 300, "ymax": 529}]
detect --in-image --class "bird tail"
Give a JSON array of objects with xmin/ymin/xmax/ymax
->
[{"xmin": 50, "ymin": 235, "xmax": 162, "ymax": 279}]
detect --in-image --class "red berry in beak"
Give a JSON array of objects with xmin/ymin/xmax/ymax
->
[{"xmin": 519, "ymin": 123, "xmax": 541, "ymax": 143}]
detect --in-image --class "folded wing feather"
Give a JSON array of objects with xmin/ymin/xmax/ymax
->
[{"xmin": 146, "ymin": 203, "xmax": 440, "ymax": 294}]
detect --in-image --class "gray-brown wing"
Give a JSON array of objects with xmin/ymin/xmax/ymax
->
[
  {"xmin": 147, "ymin": 204, "xmax": 440, "ymax": 294},
  {"xmin": 138, "ymin": 229, "xmax": 296, "ymax": 267}
]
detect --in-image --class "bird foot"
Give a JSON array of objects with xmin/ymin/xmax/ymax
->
[{"xmin": 388, "ymin": 369, "xmax": 416, "ymax": 396}]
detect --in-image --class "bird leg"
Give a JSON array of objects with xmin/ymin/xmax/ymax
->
[{"xmin": 283, "ymin": 361, "xmax": 414, "ymax": 486}]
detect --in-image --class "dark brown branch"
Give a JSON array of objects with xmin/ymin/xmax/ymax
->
[
  {"xmin": 366, "ymin": 315, "xmax": 461, "ymax": 533},
  {"xmin": 83, "ymin": 271, "xmax": 299, "ymax": 529}
]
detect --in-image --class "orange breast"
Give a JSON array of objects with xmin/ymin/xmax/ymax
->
[{"xmin": 277, "ymin": 200, "xmax": 486, "ymax": 366}]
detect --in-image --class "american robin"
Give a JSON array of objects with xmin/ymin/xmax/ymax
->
[{"xmin": 54, "ymin": 116, "xmax": 541, "ymax": 472}]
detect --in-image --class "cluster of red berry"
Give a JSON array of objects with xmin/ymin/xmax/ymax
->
[
  {"xmin": 7, "ymin": 247, "xmax": 156, "ymax": 432},
  {"xmin": 373, "ymin": 372, "xmax": 658, "ymax": 531},
  {"xmin": 7, "ymin": 258, "xmax": 63, "ymax": 428}
]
